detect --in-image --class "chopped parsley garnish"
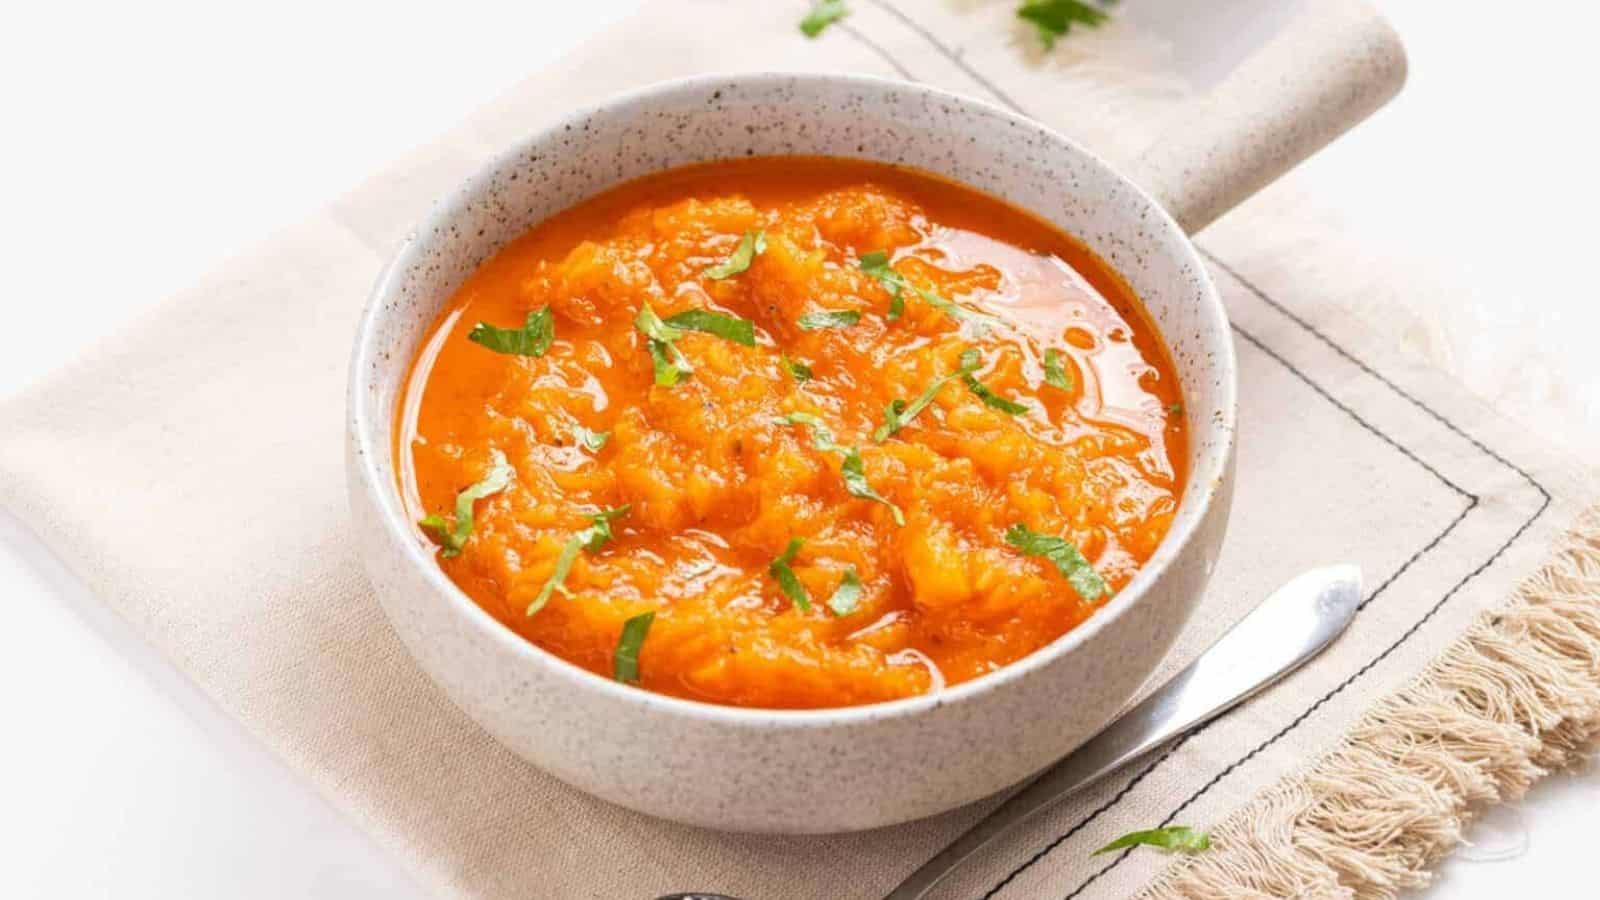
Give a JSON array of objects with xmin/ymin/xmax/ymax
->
[
  {"xmin": 612, "ymin": 611, "xmax": 655, "ymax": 684},
  {"xmin": 857, "ymin": 251, "xmax": 997, "ymax": 327},
  {"xmin": 776, "ymin": 412, "xmax": 905, "ymax": 526},
  {"xmin": 703, "ymin": 229, "xmax": 767, "ymax": 279},
  {"xmin": 526, "ymin": 506, "xmax": 631, "ymax": 617},
  {"xmin": 875, "ymin": 400, "xmax": 909, "ymax": 442},
  {"xmin": 1093, "ymin": 826, "xmax": 1211, "ymax": 857},
  {"xmin": 859, "ymin": 251, "xmax": 906, "ymax": 320},
  {"xmin": 573, "ymin": 424, "xmax": 609, "ymax": 453},
  {"xmin": 1167, "ymin": 402, "xmax": 1184, "ymax": 416},
  {"xmin": 1043, "ymin": 348, "xmax": 1074, "ymax": 390},
  {"xmin": 960, "ymin": 348, "xmax": 1029, "ymax": 415},
  {"xmin": 1017, "ymin": 0, "xmax": 1112, "ymax": 51},
  {"xmin": 839, "ymin": 452, "xmax": 902, "ymax": 524},
  {"xmin": 646, "ymin": 340, "xmax": 690, "ymax": 385},
  {"xmin": 1005, "ymin": 522, "xmax": 1106, "ymax": 601},
  {"xmin": 768, "ymin": 538, "xmax": 864, "ymax": 616},
  {"xmin": 579, "ymin": 508, "xmax": 630, "ymax": 550},
  {"xmin": 635, "ymin": 305, "xmax": 755, "ymax": 384},
  {"xmin": 468, "ymin": 306, "xmax": 554, "ymax": 357},
  {"xmin": 635, "ymin": 302, "xmax": 693, "ymax": 386},
  {"xmin": 780, "ymin": 354, "xmax": 814, "ymax": 383},
  {"xmin": 418, "ymin": 449, "xmax": 515, "ymax": 558},
  {"xmin": 776, "ymin": 411, "xmax": 846, "ymax": 453},
  {"xmin": 799, "ymin": 0, "xmax": 849, "ymax": 37},
  {"xmin": 827, "ymin": 568, "xmax": 863, "ymax": 616},
  {"xmin": 768, "ymin": 537, "xmax": 811, "ymax": 611},
  {"xmin": 663, "ymin": 308, "xmax": 758, "ymax": 346},
  {"xmin": 873, "ymin": 352, "xmax": 983, "ymax": 442},
  {"xmin": 797, "ymin": 309, "xmax": 862, "ymax": 331}
]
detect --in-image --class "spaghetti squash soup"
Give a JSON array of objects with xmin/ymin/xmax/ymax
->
[{"xmin": 399, "ymin": 157, "xmax": 1186, "ymax": 710}]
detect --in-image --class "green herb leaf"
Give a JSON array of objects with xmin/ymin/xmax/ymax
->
[
  {"xmin": 1017, "ymin": 0, "xmax": 1111, "ymax": 51},
  {"xmin": 776, "ymin": 411, "xmax": 843, "ymax": 452},
  {"xmin": 635, "ymin": 301, "xmax": 685, "ymax": 344},
  {"xmin": 635, "ymin": 303, "xmax": 693, "ymax": 386},
  {"xmin": 873, "ymin": 399, "xmax": 908, "ymax": 443},
  {"xmin": 646, "ymin": 339, "xmax": 690, "ymax": 386},
  {"xmin": 873, "ymin": 352, "xmax": 984, "ymax": 441},
  {"xmin": 858, "ymin": 251, "xmax": 997, "ymax": 327},
  {"xmin": 965, "ymin": 378, "xmax": 1030, "ymax": 414},
  {"xmin": 827, "ymin": 567, "xmax": 863, "ymax": 616},
  {"xmin": 768, "ymin": 537, "xmax": 812, "ymax": 612},
  {"xmin": 778, "ymin": 412, "xmax": 841, "ymax": 450},
  {"xmin": 468, "ymin": 307, "xmax": 555, "ymax": 357},
  {"xmin": 776, "ymin": 413, "xmax": 905, "ymax": 526},
  {"xmin": 418, "ymin": 449, "xmax": 515, "ymax": 557},
  {"xmin": 781, "ymin": 354, "xmax": 814, "ymax": 383},
  {"xmin": 798, "ymin": 309, "xmax": 862, "ymax": 331},
  {"xmin": 800, "ymin": 0, "xmax": 850, "ymax": 37},
  {"xmin": 840, "ymin": 448, "xmax": 905, "ymax": 525},
  {"xmin": 527, "ymin": 506, "xmax": 631, "ymax": 617},
  {"xmin": 573, "ymin": 424, "xmax": 609, "ymax": 453},
  {"xmin": 1005, "ymin": 522, "xmax": 1106, "ymax": 601},
  {"xmin": 1167, "ymin": 401, "xmax": 1184, "ymax": 416},
  {"xmin": 1093, "ymin": 826, "xmax": 1211, "ymax": 857},
  {"xmin": 860, "ymin": 251, "xmax": 905, "ymax": 320},
  {"xmin": 665, "ymin": 309, "xmax": 758, "ymax": 346},
  {"xmin": 958, "ymin": 348, "xmax": 1029, "ymax": 415},
  {"xmin": 577, "ymin": 505, "xmax": 630, "ymax": 552},
  {"xmin": 613, "ymin": 611, "xmax": 656, "ymax": 684},
  {"xmin": 528, "ymin": 538, "xmax": 583, "ymax": 615},
  {"xmin": 1043, "ymin": 348, "xmax": 1074, "ymax": 391},
  {"xmin": 703, "ymin": 229, "xmax": 767, "ymax": 279}
]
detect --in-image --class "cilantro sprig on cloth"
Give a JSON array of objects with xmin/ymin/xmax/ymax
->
[{"xmin": 1093, "ymin": 826, "xmax": 1211, "ymax": 857}]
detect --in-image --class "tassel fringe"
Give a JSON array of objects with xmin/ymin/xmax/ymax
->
[{"xmin": 1141, "ymin": 505, "xmax": 1600, "ymax": 899}]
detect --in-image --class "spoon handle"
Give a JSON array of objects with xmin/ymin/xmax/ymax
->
[{"xmin": 881, "ymin": 564, "xmax": 1363, "ymax": 900}]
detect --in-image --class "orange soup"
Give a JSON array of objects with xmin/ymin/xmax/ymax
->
[{"xmin": 399, "ymin": 157, "xmax": 1185, "ymax": 709}]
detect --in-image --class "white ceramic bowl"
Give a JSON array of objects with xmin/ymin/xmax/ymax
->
[{"xmin": 347, "ymin": 73, "xmax": 1236, "ymax": 833}]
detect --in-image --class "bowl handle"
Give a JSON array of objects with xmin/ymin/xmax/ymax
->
[{"xmin": 1123, "ymin": 0, "xmax": 1407, "ymax": 236}]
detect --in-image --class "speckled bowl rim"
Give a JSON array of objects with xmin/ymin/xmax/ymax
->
[{"xmin": 349, "ymin": 71, "xmax": 1238, "ymax": 730}]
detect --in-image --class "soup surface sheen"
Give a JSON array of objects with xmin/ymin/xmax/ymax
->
[{"xmin": 402, "ymin": 157, "xmax": 1186, "ymax": 709}]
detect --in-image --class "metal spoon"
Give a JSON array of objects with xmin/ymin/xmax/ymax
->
[{"xmin": 661, "ymin": 564, "xmax": 1363, "ymax": 900}]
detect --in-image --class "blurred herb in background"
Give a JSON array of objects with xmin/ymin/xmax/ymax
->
[
  {"xmin": 800, "ymin": 0, "xmax": 850, "ymax": 37},
  {"xmin": 1017, "ymin": 0, "xmax": 1117, "ymax": 49},
  {"xmin": 800, "ymin": 0, "xmax": 1115, "ymax": 48}
]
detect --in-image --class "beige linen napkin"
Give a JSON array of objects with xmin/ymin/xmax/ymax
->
[{"xmin": 3, "ymin": 2, "xmax": 1598, "ymax": 898}]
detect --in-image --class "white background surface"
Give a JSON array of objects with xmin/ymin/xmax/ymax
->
[{"xmin": 2, "ymin": 2, "xmax": 1596, "ymax": 897}]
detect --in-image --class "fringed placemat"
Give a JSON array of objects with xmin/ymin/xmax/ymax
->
[{"xmin": 1, "ymin": 2, "xmax": 1593, "ymax": 897}]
